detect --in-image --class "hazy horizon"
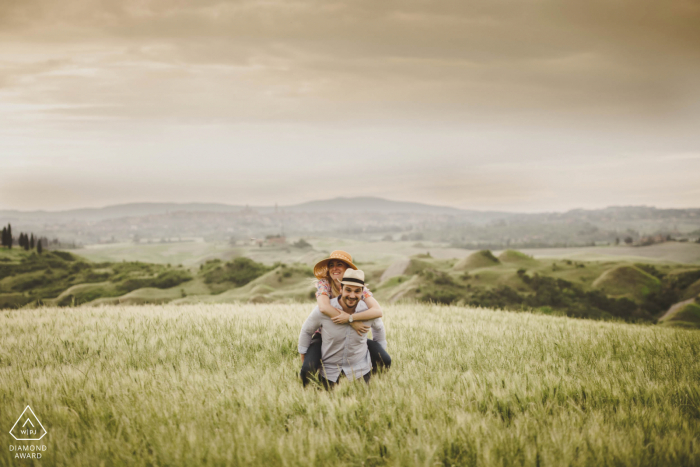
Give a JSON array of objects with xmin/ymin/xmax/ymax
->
[
  {"xmin": 2, "ymin": 0, "xmax": 699, "ymax": 212},
  {"xmin": 1, "ymin": 196, "xmax": 699, "ymax": 216}
]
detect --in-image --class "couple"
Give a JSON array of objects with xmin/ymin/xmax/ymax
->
[{"xmin": 298, "ymin": 250, "xmax": 392, "ymax": 388}]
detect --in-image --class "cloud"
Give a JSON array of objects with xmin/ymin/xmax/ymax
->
[
  {"xmin": 1, "ymin": 0, "xmax": 698, "ymax": 124},
  {"xmin": 1, "ymin": 0, "xmax": 699, "ymax": 211}
]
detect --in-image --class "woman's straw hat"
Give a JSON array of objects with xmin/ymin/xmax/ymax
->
[{"xmin": 313, "ymin": 250, "xmax": 358, "ymax": 280}]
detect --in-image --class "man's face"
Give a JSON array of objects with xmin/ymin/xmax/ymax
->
[{"xmin": 340, "ymin": 284, "xmax": 363, "ymax": 310}]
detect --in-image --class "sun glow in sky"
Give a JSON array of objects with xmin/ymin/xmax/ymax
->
[{"xmin": 1, "ymin": 0, "xmax": 699, "ymax": 212}]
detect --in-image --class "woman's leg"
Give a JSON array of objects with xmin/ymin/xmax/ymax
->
[
  {"xmin": 367, "ymin": 340, "xmax": 392, "ymax": 373},
  {"xmin": 300, "ymin": 333, "xmax": 323, "ymax": 387}
]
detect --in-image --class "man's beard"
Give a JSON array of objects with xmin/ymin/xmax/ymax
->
[{"xmin": 341, "ymin": 296, "xmax": 358, "ymax": 310}]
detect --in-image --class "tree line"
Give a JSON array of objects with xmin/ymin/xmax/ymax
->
[{"xmin": 1, "ymin": 223, "xmax": 47, "ymax": 254}]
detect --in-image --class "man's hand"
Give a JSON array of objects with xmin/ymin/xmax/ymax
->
[
  {"xmin": 300, "ymin": 354, "xmax": 305, "ymax": 363},
  {"xmin": 350, "ymin": 321, "xmax": 369, "ymax": 335},
  {"xmin": 332, "ymin": 311, "xmax": 351, "ymax": 324}
]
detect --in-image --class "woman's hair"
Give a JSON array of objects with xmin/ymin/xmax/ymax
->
[{"xmin": 325, "ymin": 270, "xmax": 342, "ymax": 298}]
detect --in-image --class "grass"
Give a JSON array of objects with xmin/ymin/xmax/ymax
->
[{"xmin": 1, "ymin": 303, "xmax": 699, "ymax": 466}]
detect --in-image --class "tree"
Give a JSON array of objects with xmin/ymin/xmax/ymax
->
[
  {"xmin": 7, "ymin": 224, "xmax": 11, "ymax": 249},
  {"xmin": 292, "ymin": 238, "xmax": 312, "ymax": 248},
  {"xmin": 1, "ymin": 226, "xmax": 6, "ymax": 247},
  {"xmin": 37, "ymin": 239, "xmax": 43, "ymax": 254},
  {"xmin": 30, "ymin": 234, "xmax": 35, "ymax": 249}
]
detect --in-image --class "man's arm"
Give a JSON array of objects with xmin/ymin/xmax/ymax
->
[
  {"xmin": 370, "ymin": 318, "xmax": 387, "ymax": 350},
  {"xmin": 298, "ymin": 307, "xmax": 323, "ymax": 356}
]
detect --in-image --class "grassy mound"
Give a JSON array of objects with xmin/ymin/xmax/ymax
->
[
  {"xmin": 403, "ymin": 258, "xmax": 434, "ymax": 276},
  {"xmin": 384, "ymin": 275, "xmax": 422, "ymax": 302},
  {"xmin": 663, "ymin": 302, "xmax": 700, "ymax": 327},
  {"xmin": 0, "ymin": 292, "xmax": 31, "ymax": 308},
  {"xmin": 379, "ymin": 258, "xmax": 410, "ymax": 283},
  {"xmin": 201, "ymin": 257, "xmax": 272, "ymax": 292},
  {"xmin": 498, "ymin": 249, "xmax": 538, "ymax": 265},
  {"xmin": 0, "ymin": 249, "xmax": 194, "ymax": 308},
  {"xmin": 51, "ymin": 282, "xmax": 116, "ymax": 306},
  {"xmin": 592, "ymin": 265, "xmax": 661, "ymax": 300},
  {"xmin": 682, "ymin": 278, "xmax": 700, "ymax": 300},
  {"xmin": 453, "ymin": 250, "xmax": 500, "ymax": 271},
  {"xmin": 174, "ymin": 264, "xmax": 315, "ymax": 305}
]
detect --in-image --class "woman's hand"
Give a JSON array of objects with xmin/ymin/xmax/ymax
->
[
  {"xmin": 331, "ymin": 311, "xmax": 351, "ymax": 324},
  {"xmin": 350, "ymin": 321, "xmax": 370, "ymax": 335}
]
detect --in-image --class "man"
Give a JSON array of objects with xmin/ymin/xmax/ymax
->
[{"xmin": 298, "ymin": 269, "xmax": 387, "ymax": 388}]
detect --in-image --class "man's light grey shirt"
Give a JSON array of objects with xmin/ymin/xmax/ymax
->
[{"xmin": 298, "ymin": 297, "xmax": 387, "ymax": 382}]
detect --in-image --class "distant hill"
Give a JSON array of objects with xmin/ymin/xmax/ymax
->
[
  {"xmin": 3, "ymin": 198, "xmax": 700, "ymax": 224},
  {"xmin": 0, "ymin": 202, "xmax": 248, "ymax": 222},
  {"xmin": 284, "ymin": 197, "xmax": 508, "ymax": 219},
  {"xmin": 0, "ymin": 198, "xmax": 509, "ymax": 222},
  {"xmin": 2, "ymin": 198, "xmax": 700, "ymax": 247}
]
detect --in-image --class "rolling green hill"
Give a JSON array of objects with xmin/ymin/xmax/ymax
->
[
  {"xmin": 371, "ymin": 252, "xmax": 700, "ymax": 328},
  {"xmin": 2, "ymin": 247, "xmax": 699, "ymax": 329},
  {"xmin": 592, "ymin": 265, "xmax": 661, "ymax": 300},
  {"xmin": 662, "ymin": 302, "xmax": 700, "ymax": 328},
  {"xmin": 453, "ymin": 249, "xmax": 500, "ymax": 270},
  {"xmin": 0, "ymin": 249, "xmax": 194, "ymax": 307},
  {"xmin": 498, "ymin": 249, "xmax": 539, "ymax": 266}
]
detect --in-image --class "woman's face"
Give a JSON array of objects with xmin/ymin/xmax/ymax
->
[{"xmin": 328, "ymin": 260, "xmax": 349, "ymax": 282}]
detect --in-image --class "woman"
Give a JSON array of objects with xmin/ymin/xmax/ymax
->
[{"xmin": 300, "ymin": 250, "xmax": 391, "ymax": 387}]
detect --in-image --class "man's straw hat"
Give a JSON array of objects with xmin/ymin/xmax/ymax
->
[
  {"xmin": 340, "ymin": 269, "xmax": 365, "ymax": 287},
  {"xmin": 313, "ymin": 250, "xmax": 358, "ymax": 280}
]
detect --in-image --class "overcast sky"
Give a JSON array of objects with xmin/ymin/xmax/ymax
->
[{"xmin": 1, "ymin": 0, "xmax": 699, "ymax": 212}]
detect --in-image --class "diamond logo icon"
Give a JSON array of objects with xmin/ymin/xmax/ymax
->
[{"xmin": 9, "ymin": 406, "xmax": 47, "ymax": 441}]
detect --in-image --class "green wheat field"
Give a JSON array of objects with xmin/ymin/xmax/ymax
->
[{"xmin": 1, "ymin": 304, "xmax": 699, "ymax": 466}]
